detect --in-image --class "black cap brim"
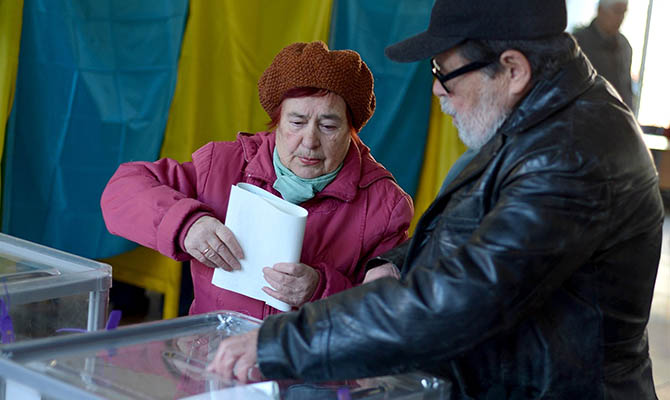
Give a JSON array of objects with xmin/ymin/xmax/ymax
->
[{"xmin": 384, "ymin": 30, "xmax": 466, "ymax": 63}]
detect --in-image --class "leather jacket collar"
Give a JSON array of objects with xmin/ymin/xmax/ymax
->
[{"xmin": 440, "ymin": 52, "xmax": 597, "ymax": 199}]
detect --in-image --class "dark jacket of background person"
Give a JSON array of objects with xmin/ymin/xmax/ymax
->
[
  {"xmin": 574, "ymin": 20, "xmax": 634, "ymax": 109},
  {"xmin": 255, "ymin": 50, "xmax": 663, "ymax": 399}
]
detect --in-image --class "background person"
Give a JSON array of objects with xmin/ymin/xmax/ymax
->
[
  {"xmin": 574, "ymin": 0, "xmax": 634, "ymax": 108},
  {"xmin": 208, "ymin": 1, "xmax": 663, "ymax": 398},
  {"xmin": 101, "ymin": 41, "xmax": 413, "ymax": 320}
]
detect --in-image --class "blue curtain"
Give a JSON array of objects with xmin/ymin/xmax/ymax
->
[
  {"xmin": 2, "ymin": 0, "xmax": 188, "ymax": 259},
  {"xmin": 329, "ymin": 0, "xmax": 434, "ymax": 197}
]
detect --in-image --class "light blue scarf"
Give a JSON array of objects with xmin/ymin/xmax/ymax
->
[{"xmin": 272, "ymin": 148, "xmax": 342, "ymax": 204}]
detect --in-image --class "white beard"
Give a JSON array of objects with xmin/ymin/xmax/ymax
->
[{"xmin": 439, "ymin": 81, "xmax": 509, "ymax": 151}]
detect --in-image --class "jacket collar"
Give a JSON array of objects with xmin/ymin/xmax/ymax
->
[
  {"xmin": 240, "ymin": 131, "xmax": 276, "ymax": 184},
  {"xmin": 438, "ymin": 52, "xmax": 596, "ymax": 198},
  {"xmin": 241, "ymin": 132, "xmax": 391, "ymax": 203},
  {"xmin": 433, "ymin": 133, "xmax": 504, "ymax": 207},
  {"xmin": 498, "ymin": 51, "xmax": 596, "ymax": 138}
]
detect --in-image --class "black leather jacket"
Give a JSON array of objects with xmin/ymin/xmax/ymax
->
[{"xmin": 257, "ymin": 52, "xmax": 663, "ymax": 399}]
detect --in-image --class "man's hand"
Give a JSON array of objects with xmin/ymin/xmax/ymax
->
[
  {"xmin": 206, "ymin": 329, "xmax": 261, "ymax": 383},
  {"xmin": 262, "ymin": 263, "xmax": 320, "ymax": 308},
  {"xmin": 363, "ymin": 263, "xmax": 400, "ymax": 284},
  {"xmin": 183, "ymin": 216, "xmax": 244, "ymax": 271}
]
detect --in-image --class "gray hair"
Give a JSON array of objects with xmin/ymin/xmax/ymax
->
[{"xmin": 457, "ymin": 33, "xmax": 579, "ymax": 85}]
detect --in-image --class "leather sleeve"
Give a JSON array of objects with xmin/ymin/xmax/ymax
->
[
  {"xmin": 364, "ymin": 240, "xmax": 411, "ymax": 273},
  {"xmin": 256, "ymin": 143, "xmax": 660, "ymax": 381}
]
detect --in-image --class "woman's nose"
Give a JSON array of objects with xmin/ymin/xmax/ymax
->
[{"xmin": 301, "ymin": 125, "xmax": 320, "ymax": 148}]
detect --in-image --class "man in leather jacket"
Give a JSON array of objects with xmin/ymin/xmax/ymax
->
[{"xmin": 208, "ymin": 0, "xmax": 663, "ymax": 398}]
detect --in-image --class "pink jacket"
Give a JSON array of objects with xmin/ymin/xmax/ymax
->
[{"xmin": 101, "ymin": 131, "xmax": 413, "ymax": 319}]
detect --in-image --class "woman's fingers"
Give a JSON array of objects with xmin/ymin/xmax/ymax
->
[
  {"xmin": 184, "ymin": 216, "xmax": 243, "ymax": 270},
  {"xmin": 200, "ymin": 245, "xmax": 235, "ymax": 271},
  {"xmin": 216, "ymin": 224, "xmax": 244, "ymax": 260},
  {"xmin": 262, "ymin": 286, "xmax": 292, "ymax": 305},
  {"xmin": 194, "ymin": 247, "xmax": 219, "ymax": 270},
  {"xmin": 261, "ymin": 264, "xmax": 319, "ymax": 307},
  {"xmin": 208, "ymin": 239, "xmax": 241, "ymax": 270}
]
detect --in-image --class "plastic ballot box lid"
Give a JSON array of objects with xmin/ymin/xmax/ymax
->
[{"xmin": 0, "ymin": 311, "xmax": 448, "ymax": 399}]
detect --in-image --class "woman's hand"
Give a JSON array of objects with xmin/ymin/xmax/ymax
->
[
  {"xmin": 183, "ymin": 216, "xmax": 244, "ymax": 271},
  {"xmin": 363, "ymin": 263, "xmax": 400, "ymax": 283},
  {"xmin": 262, "ymin": 262, "xmax": 320, "ymax": 308}
]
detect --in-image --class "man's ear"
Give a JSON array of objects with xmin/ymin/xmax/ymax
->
[{"xmin": 498, "ymin": 49, "xmax": 532, "ymax": 96}]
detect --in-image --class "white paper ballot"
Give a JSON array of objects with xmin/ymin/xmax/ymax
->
[{"xmin": 211, "ymin": 183, "xmax": 308, "ymax": 311}]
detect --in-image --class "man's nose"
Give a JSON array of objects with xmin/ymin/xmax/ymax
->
[{"xmin": 432, "ymin": 78, "xmax": 447, "ymax": 97}]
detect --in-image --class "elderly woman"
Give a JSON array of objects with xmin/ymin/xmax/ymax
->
[{"xmin": 100, "ymin": 41, "xmax": 413, "ymax": 320}]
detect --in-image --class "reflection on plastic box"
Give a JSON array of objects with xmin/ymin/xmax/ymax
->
[{"xmin": 0, "ymin": 312, "xmax": 446, "ymax": 399}]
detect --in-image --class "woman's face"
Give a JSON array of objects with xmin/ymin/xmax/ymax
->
[{"xmin": 275, "ymin": 93, "xmax": 351, "ymax": 179}]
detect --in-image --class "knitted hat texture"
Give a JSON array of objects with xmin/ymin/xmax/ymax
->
[{"xmin": 258, "ymin": 41, "xmax": 375, "ymax": 132}]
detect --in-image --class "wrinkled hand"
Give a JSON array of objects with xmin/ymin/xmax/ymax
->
[
  {"xmin": 183, "ymin": 216, "xmax": 244, "ymax": 271},
  {"xmin": 363, "ymin": 263, "xmax": 400, "ymax": 284},
  {"xmin": 170, "ymin": 335, "xmax": 212, "ymax": 379},
  {"xmin": 206, "ymin": 329, "xmax": 262, "ymax": 383},
  {"xmin": 262, "ymin": 263, "xmax": 319, "ymax": 308}
]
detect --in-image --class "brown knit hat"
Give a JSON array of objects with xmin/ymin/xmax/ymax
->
[{"xmin": 258, "ymin": 41, "xmax": 375, "ymax": 132}]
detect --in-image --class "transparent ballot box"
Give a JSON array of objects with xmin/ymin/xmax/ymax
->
[
  {"xmin": 0, "ymin": 311, "xmax": 447, "ymax": 399},
  {"xmin": 0, "ymin": 233, "xmax": 111, "ymax": 342}
]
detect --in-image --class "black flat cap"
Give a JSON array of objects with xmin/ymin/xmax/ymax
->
[{"xmin": 385, "ymin": 0, "xmax": 567, "ymax": 62}]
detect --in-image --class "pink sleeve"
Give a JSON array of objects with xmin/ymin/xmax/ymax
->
[
  {"xmin": 309, "ymin": 192, "xmax": 414, "ymax": 301},
  {"xmin": 366, "ymin": 192, "xmax": 413, "ymax": 261},
  {"xmin": 100, "ymin": 144, "xmax": 216, "ymax": 260},
  {"xmin": 308, "ymin": 261, "xmax": 350, "ymax": 302}
]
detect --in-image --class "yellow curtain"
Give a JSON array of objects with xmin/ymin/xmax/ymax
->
[
  {"xmin": 0, "ymin": 0, "xmax": 23, "ymax": 201},
  {"xmin": 410, "ymin": 95, "xmax": 466, "ymax": 234},
  {"xmin": 105, "ymin": 1, "xmax": 333, "ymax": 318},
  {"xmin": 160, "ymin": 0, "xmax": 334, "ymax": 161}
]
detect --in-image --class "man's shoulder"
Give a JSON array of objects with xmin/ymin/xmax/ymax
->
[
  {"xmin": 572, "ymin": 24, "xmax": 598, "ymax": 50},
  {"xmin": 572, "ymin": 23, "xmax": 593, "ymax": 39},
  {"xmin": 508, "ymin": 80, "xmax": 641, "ymax": 171},
  {"xmin": 617, "ymin": 32, "xmax": 633, "ymax": 53},
  {"xmin": 572, "ymin": 25, "xmax": 588, "ymax": 36}
]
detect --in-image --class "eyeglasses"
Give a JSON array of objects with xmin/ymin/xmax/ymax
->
[{"xmin": 431, "ymin": 58, "xmax": 494, "ymax": 94}]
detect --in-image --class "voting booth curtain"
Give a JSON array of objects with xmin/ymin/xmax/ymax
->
[
  {"xmin": 1, "ymin": 0, "xmax": 464, "ymax": 268},
  {"xmin": 0, "ymin": 0, "xmax": 23, "ymax": 204},
  {"xmin": 2, "ymin": 0, "xmax": 188, "ymax": 259}
]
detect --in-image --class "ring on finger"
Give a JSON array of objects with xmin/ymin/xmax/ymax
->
[{"xmin": 202, "ymin": 248, "xmax": 211, "ymax": 256}]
